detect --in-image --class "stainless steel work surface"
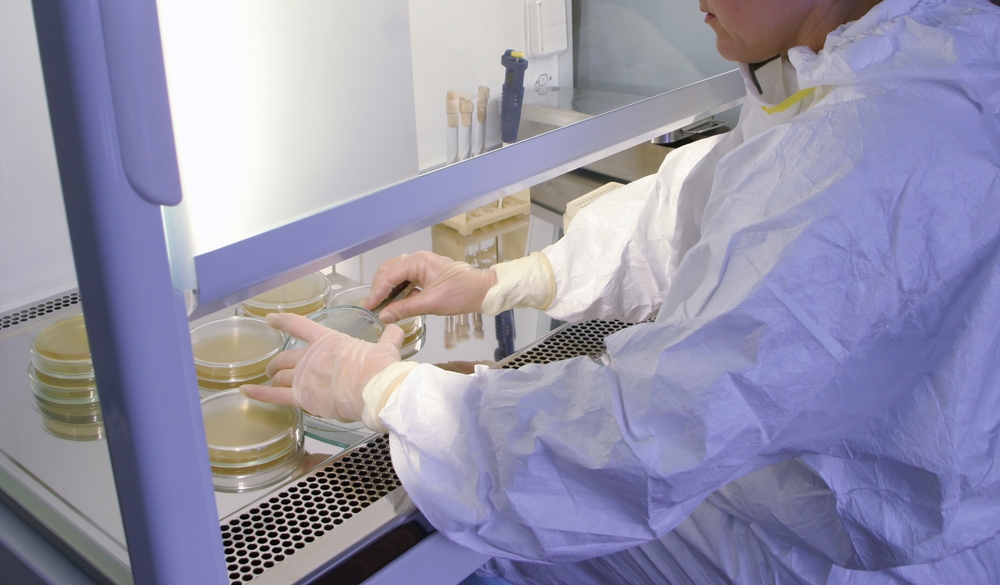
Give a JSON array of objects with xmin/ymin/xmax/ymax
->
[{"xmin": 0, "ymin": 292, "xmax": 390, "ymax": 584}]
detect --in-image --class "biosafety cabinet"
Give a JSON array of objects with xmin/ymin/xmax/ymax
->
[{"xmin": 0, "ymin": 1, "xmax": 743, "ymax": 584}]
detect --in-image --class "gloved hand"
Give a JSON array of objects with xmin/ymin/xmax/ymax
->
[
  {"xmin": 366, "ymin": 250, "xmax": 557, "ymax": 322},
  {"xmin": 364, "ymin": 250, "xmax": 497, "ymax": 323},
  {"xmin": 241, "ymin": 312, "xmax": 405, "ymax": 423}
]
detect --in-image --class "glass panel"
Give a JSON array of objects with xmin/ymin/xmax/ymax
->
[
  {"xmin": 156, "ymin": 1, "xmax": 731, "ymax": 281},
  {"xmin": 1, "ymin": 2, "xmax": 129, "ymax": 582},
  {"xmin": 520, "ymin": 0, "xmax": 735, "ymax": 139},
  {"xmin": 157, "ymin": 0, "xmax": 420, "ymax": 264},
  {"xmin": 574, "ymin": 0, "xmax": 733, "ymax": 104}
]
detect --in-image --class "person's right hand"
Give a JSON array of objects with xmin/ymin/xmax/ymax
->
[{"xmin": 364, "ymin": 250, "xmax": 496, "ymax": 323}]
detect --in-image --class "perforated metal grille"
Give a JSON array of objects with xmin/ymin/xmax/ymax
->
[
  {"xmin": 219, "ymin": 319, "xmax": 643, "ymax": 583},
  {"xmin": 495, "ymin": 319, "xmax": 636, "ymax": 369},
  {"xmin": 220, "ymin": 436, "xmax": 400, "ymax": 584},
  {"xmin": 0, "ymin": 293, "xmax": 80, "ymax": 330}
]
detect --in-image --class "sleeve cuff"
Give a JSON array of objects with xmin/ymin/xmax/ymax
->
[
  {"xmin": 480, "ymin": 252, "xmax": 556, "ymax": 316},
  {"xmin": 362, "ymin": 361, "xmax": 420, "ymax": 433}
]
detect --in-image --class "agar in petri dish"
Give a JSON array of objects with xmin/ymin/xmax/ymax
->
[
  {"xmin": 30, "ymin": 314, "xmax": 94, "ymax": 376},
  {"xmin": 191, "ymin": 317, "xmax": 285, "ymax": 390},
  {"xmin": 28, "ymin": 364, "xmax": 98, "ymax": 403},
  {"xmin": 31, "ymin": 385, "xmax": 104, "ymax": 441},
  {"xmin": 240, "ymin": 272, "xmax": 331, "ymax": 318},
  {"xmin": 201, "ymin": 390, "xmax": 304, "ymax": 492}
]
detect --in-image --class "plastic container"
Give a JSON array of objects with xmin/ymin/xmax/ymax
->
[
  {"xmin": 201, "ymin": 390, "xmax": 304, "ymax": 492},
  {"xmin": 239, "ymin": 272, "xmax": 331, "ymax": 318},
  {"xmin": 191, "ymin": 317, "xmax": 285, "ymax": 391},
  {"xmin": 283, "ymin": 305, "xmax": 385, "ymax": 351},
  {"xmin": 329, "ymin": 285, "xmax": 425, "ymax": 358},
  {"xmin": 30, "ymin": 314, "xmax": 94, "ymax": 377}
]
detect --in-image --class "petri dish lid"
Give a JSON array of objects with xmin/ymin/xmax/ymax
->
[
  {"xmin": 241, "ymin": 272, "xmax": 331, "ymax": 314},
  {"xmin": 329, "ymin": 284, "xmax": 371, "ymax": 309},
  {"xmin": 31, "ymin": 314, "xmax": 94, "ymax": 375},
  {"xmin": 191, "ymin": 317, "xmax": 285, "ymax": 381},
  {"xmin": 284, "ymin": 305, "xmax": 384, "ymax": 351},
  {"xmin": 201, "ymin": 390, "xmax": 302, "ymax": 468},
  {"xmin": 330, "ymin": 284, "xmax": 419, "ymax": 327}
]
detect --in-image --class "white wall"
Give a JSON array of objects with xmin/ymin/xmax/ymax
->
[{"xmin": 0, "ymin": 0, "xmax": 77, "ymax": 314}]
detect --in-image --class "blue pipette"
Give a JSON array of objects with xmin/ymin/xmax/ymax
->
[
  {"xmin": 500, "ymin": 49, "xmax": 529, "ymax": 145},
  {"xmin": 495, "ymin": 49, "xmax": 529, "ymax": 360}
]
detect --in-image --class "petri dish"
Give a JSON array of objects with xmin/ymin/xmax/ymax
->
[
  {"xmin": 33, "ymin": 393, "xmax": 104, "ymax": 441},
  {"xmin": 239, "ymin": 272, "xmax": 331, "ymax": 318},
  {"xmin": 33, "ymin": 393, "xmax": 102, "ymax": 423},
  {"xmin": 38, "ymin": 417, "xmax": 104, "ymax": 441},
  {"xmin": 191, "ymin": 317, "xmax": 285, "ymax": 390},
  {"xmin": 201, "ymin": 390, "xmax": 304, "ymax": 492},
  {"xmin": 283, "ymin": 305, "xmax": 384, "ymax": 351},
  {"xmin": 30, "ymin": 314, "xmax": 94, "ymax": 377},
  {"xmin": 281, "ymin": 306, "xmax": 384, "ymax": 438},
  {"xmin": 197, "ymin": 372, "xmax": 270, "ymax": 393},
  {"xmin": 329, "ymin": 285, "xmax": 425, "ymax": 358},
  {"xmin": 33, "ymin": 367, "xmax": 98, "ymax": 389},
  {"xmin": 28, "ymin": 364, "xmax": 99, "ymax": 403}
]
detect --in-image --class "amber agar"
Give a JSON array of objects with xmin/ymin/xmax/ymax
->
[
  {"xmin": 28, "ymin": 365, "xmax": 99, "ymax": 403},
  {"xmin": 191, "ymin": 317, "xmax": 285, "ymax": 389},
  {"xmin": 240, "ymin": 272, "xmax": 330, "ymax": 317},
  {"xmin": 30, "ymin": 314, "xmax": 95, "ymax": 376},
  {"xmin": 201, "ymin": 390, "xmax": 304, "ymax": 491}
]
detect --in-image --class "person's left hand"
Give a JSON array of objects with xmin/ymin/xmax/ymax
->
[{"xmin": 241, "ymin": 312, "xmax": 405, "ymax": 422}]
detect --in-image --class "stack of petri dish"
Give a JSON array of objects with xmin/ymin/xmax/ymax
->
[
  {"xmin": 28, "ymin": 314, "xmax": 103, "ymax": 441},
  {"xmin": 201, "ymin": 389, "xmax": 304, "ymax": 492},
  {"xmin": 191, "ymin": 317, "xmax": 285, "ymax": 392},
  {"xmin": 330, "ymin": 285, "xmax": 425, "ymax": 358},
  {"xmin": 238, "ymin": 272, "xmax": 331, "ymax": 318}
]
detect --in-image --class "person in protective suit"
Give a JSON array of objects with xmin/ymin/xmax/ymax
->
[{"xmin": 244, "ymin": 0, "xmax": 1000, "ymax": 582}]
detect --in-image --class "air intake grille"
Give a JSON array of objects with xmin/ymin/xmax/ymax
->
[
  {"xmin": 221, "ymin": 436, "xmax": 400, "ymax": 584},
  {"xmin": 495, "ymin": 319, "xmax": 637, "ymax": 369},
  {"xmin": 0, "ymin": 293, "xmax": 80, "ymax": 330}
]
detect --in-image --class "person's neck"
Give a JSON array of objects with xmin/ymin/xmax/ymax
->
[{"xmin": 786, "ymin": 0, "xmax": 881, "ymax": 56}]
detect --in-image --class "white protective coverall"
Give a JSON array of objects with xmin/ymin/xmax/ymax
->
[{"xmin": 379, "ymin": 0, "xmax": 1000, "ymax": 582}]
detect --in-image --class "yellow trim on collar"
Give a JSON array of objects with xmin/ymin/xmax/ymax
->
[{"xmin": 761, "ymin": 87, "xmax": 817, "ymax": 115}]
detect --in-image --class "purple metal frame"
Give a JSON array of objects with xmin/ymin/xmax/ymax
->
[{"xmin": 31, "ymin": 1, "xmax": 225, "ymax": 583}]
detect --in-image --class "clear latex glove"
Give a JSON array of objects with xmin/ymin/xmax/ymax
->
[
  {"xmin": 240, "ymin": 312, "xmax": 405, "ymax": 422},
  {"xmin": 364, "ymin": 250, "xmax": 497, "ymax": 323}
]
